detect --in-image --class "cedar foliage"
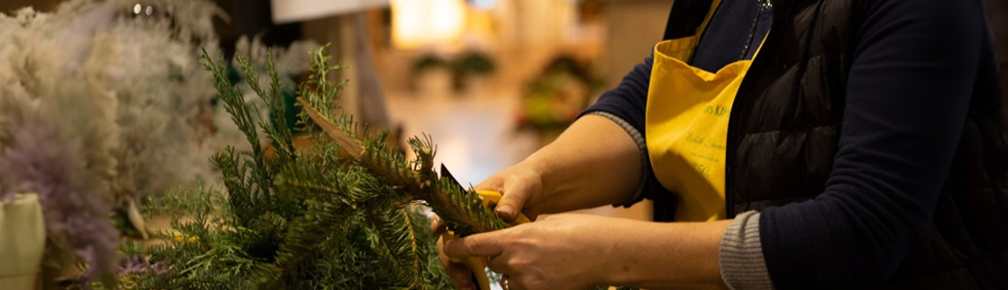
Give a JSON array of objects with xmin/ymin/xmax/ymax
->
[{"xmin": 117, "ymin": 46, "xmax": 507, "ymax": 289}]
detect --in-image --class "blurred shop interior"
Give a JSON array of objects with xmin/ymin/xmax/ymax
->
[{"xmin": 3, "ymin": 0, "xmax": 1007, "ymax": 223}]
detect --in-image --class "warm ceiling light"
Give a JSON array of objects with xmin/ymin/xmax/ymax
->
[
  {"xmin": 270, "ymin": 0, "xmax": 389, "ymax": 24},
  {"xmin": 391, "ymin": 0, "xmax": 467, "ymax": 49}
]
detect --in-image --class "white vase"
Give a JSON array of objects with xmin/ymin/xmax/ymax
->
[{"xmin": 0, "ymin": 193, "xmax": 45, "ymax": 290}]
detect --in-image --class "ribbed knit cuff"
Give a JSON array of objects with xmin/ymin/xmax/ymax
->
[
  {"xmin": 587, "ymin": 111, "xmax": 648, "ymax": 207},
  {"xmin": 720, "ymin": 210, "xmax": 774, "ymax": 290}
]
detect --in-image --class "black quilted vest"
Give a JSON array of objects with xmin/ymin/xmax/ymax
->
[{"xmin": 656, "ymin": 0, "xmax": 1008, "ymax": 288}]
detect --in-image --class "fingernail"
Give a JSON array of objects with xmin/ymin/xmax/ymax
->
[{"xmin": 496, "ymin": 205, "xmax": 513, "ymax": 219}]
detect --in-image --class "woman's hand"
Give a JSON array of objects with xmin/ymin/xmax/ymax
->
[
  {"xmin": 471, "ymin": 162, "xmax": 549, "ymax": 222},
  {"xmin": 435, "ymin": 212, "xmax": 733, "ymax": 290},
  {"xmin": 430, "ymin": 114, "xmax": 649, "ymax": 289},
  {"xmin": 442, "ymin": 214, "xmax": 624, "ymax": 290},
  {"xmin": 431, "ymin": 161, "xmax": 550, "ymax": 290}
]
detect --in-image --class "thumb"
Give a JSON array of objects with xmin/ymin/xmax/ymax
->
[
  {"xmin": 443, "ymin": 231, "xmax": 506, "ymax": 259},
  {"xmin": 495, "ymin": 178, "xmax": 536, "ymax": 222}
]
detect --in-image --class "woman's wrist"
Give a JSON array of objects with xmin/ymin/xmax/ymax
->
[
  {"xmin": 513, "ymin": 151, "xmax": 559, "ymax": 213},
  {"xmin": 602, "ymin": 220, "xmax": 732, "ymax": 290}
]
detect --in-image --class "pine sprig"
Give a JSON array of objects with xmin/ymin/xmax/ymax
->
[
  {"xmin": 297, "ymin": 97, "xmax": 508, "ymax": 237},
  {"xmin": 296, "ymin": 44, "xmax": 347, "ymax": 132},
  {"xmin": 256, "ymin": 199, "xmax": 353, "ymax": 287},
  {"xmin": 427, "ymin": 178, "xmax": 509, "ymax": 236},
  {"xmin": 236, "ymin": 50, "xmax": 296, "ymax": 164},
  {"xmin": 360, "ymin": 142, "xmax": 424, "ymax": 196},
  {"xmin": 202, "ymin": 49, "xmax": 274, "ymax": 208},
  {"xmin": 118, "ymin": 46, "xmax": 538, "ymax": 290}
]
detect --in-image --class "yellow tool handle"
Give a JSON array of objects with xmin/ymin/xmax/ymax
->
[
  {"xmin": 441, "ymin": 189, "xmax": 530, "ymax": 290},
  {"xmin": 473, "ymin": 189, "xmax": 532, "ymax": 225}
]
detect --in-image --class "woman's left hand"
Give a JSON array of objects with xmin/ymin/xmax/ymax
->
[{"xmin": 442, "ymin": 213, "xmax": 626, "ymax": 290}]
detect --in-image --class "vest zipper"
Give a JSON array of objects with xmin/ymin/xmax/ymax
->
[
  {"xmin": 740, "ymin": 0, "xmax": 774, "ymax": 59},
  {"xmin": 726, "ymin": 0, "xmax": 782, "ymax": 218}
]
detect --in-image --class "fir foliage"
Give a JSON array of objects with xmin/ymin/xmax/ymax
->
[
  {"xmin": 115, "ymin": 46, "xmax": 506, "ymax": 289},
  {"xmin": 110, "ymin": 44, "xmax": 642, "ymax": 290}
]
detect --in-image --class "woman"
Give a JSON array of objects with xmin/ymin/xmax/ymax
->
[{"xmin": 435, "ymin": 0, "xmax": 1008, "ymax": 289}]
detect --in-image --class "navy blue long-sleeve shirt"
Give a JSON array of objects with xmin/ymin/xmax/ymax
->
[{"xmin": 582, "ymin": 0, "xmax": 1000, "ymax": 287}]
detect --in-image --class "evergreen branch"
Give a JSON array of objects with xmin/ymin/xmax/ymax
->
[
  {"xmin": 296, "ymin": 44, "xmax": 346, "ymax": 132},
  {"xmin": 274, "ymin": 168, "xmax": 342, "ymax": 197},
  {"xmin": 274, "ymin": 159, "xmax": 393, "ymax": 206},
  {"xmin": 400, "ymin": 208, "xmax": 424, "ymax": 289},
  {"xmin": 427, "ymin": 178, "xmax": 508, "ymax": 237},
  {"xmin": 297, "ymin": 81, "xmax": 506, "ymax": 237},
  {"xmin": 200, "ymin": 50, "xmax": 261, "ymax": 166},
  {"xmin": 275, "ymin": 178, "xmax": 341, "ymax": 196},
  {"xmin": 201, "ymin": 49, "xmax": 273, "ymax": 206},
  {"xmin": 260, "ymin": 199, "xmax": 354, "ymax": 287},
  {"xmin": 407, "ymin": 135, "xmax": 436, "ymax": 179},
  {"xmin": 362, "ymin": 205, "xmax": 428, "ymax": 289},
  {"xmin": 212, "ymin": 147, "xmax": 258, "ymax": 227},
  {"xmin": 236, "ymin": 50, "xmax": 297, "ymax": 165},
  {"xmin": 265, "ymin": 49, "xmax": 298, "ymax": 164},
  {"xmin": 299, "ymin": 98, "xmax": 424, "ymax": 197},
  {"xmin": 361, "ymin": 146, "xmax": 424, "ymax": 196},
  {"xmin": 298, "ymin": 98, "xmax": 364, "ymax": 156}
]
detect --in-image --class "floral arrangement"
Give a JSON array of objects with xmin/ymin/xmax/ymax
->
[
  {"xmin": 515, "ymin": 55, "xmax": 604, "ymax": 133},
  {"xmin": 0, "ymin": 0, "xmax": 224, "ymax": 285},
  {"xmin": 410, "ymin": 51, "xmax": 497, "ymax": 92}
]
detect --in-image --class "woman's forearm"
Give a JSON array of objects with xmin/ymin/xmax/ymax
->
[
  {"xmin": 604, "ymin": 219, "xmax": 732, "ymax": 290},
  {"xmin": 523, "ymin": 114, "xmax": 642, "ymax": 213},
  {"xmin": 521, "ymin": 114, "xmax": 728, "ymax": 289}
]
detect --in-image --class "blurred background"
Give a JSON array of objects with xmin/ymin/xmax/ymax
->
[{"xmin": 3, "ymin": 0, "xmax": 1006, "ymax": 223}]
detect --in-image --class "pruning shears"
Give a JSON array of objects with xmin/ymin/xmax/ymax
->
[{"xmin": 439, "ymin": 164, "xmax": 531, "ymax": 290}]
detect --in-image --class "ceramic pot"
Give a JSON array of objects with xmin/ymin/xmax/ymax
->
[{"xmin": 0, "ymin": 193, "xmax": 45, "ymax": 290}]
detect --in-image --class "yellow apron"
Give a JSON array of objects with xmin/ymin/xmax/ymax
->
[{"xmin": 645, "ymin": 36, "xmax": 757, "ymax": 222}]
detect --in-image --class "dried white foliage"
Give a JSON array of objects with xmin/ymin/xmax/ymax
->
[
  {"xmin": 2, "ymin": 0, "xmax": 326, "ymax": 206},
  {"xmin": 0, "ymin": 1, "xmax": 230, "ymax": 278},
  {"xmin": 0, "ymin": 0, "xmax": 226, "ymax": 206},
  {"xmin": 0, "ymin": 4, "xmax": 121, "ymax": 199}
]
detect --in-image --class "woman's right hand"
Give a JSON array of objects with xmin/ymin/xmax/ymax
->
[
  {"xmin": 429, "ymin": 114, "xmax": 645, "ymax": 289},
  {"xmin": 430, "ymin": 161, "xmax": 549, "ymax": 290},
  {"xmin": 471, "ymin": 162, "xmax": 549, "ymax": 222}
]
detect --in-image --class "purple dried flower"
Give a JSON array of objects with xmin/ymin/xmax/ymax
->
[
  {"xmin": 0, "ymin": 94, "xmax": 120, "ymax": 283},
  {"xmin": 120, "ymin": 256, "xmax": 146, "ymax": 275},
  {"xmin": 120, "ymin": 255, "xmax": 169, "ymax": 276},
  {"xmin": 151, "ymin": 261, "xmax": 169, "ymax": 276}
]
